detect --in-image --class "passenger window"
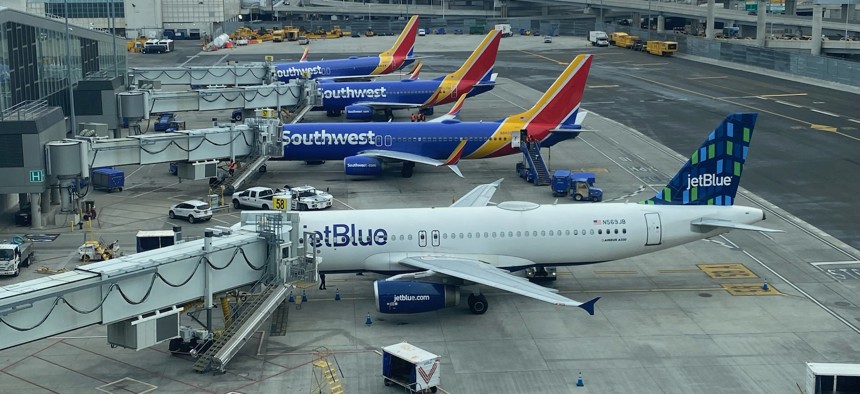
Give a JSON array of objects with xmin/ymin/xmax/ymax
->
[
  {"xmin": 459, "ymin": 233, "xmax": 464, "ymax": 238},
  {"xmin": 468, "ymin": 233, "xmax": 472, "ymax": 239},
  {"xmin": 541, "ymin": 231, "xmax": 546, "ymax": 236},
  {"xmin": 614, "ymin": 229, "xmax": 619, "ymax": 234},
  {"xmin": 516, "ymin": 231, "xmax": 521, "ymax": 237},
  {"xmin": 623, "ymin": 229, "xmax": 627, "ymax": 234},
  {"xmin": 484, "ymin": 232, "xmax": 489, "ymax": 238},
  {"xmin": 408, "ymin": 234, "xmax": 413, "ymax": 240},
  {"xmin": 598, "ymin": 229, "xmax": 602, "ymax": 235},
  {"xmin": 533, "ymin": 231, "xmax": 537, "ymax": 237},
  {"xmin": 475, "ymin": 232, "xmax": 480, "ymax": 239},
  {"xmin": 508, "ymin": 231, "xmax": 513, "ymax": 237},
  {"xmin": 443, "ymin": 233, "xmax": 448, "ymax": 239},
  {"xmin": 492, "ymin": 232, "xmax": 497, "ymax": 238},
  {"xmin": 590, "ymin": 229, "xmax": 594, "ymax": 235}
]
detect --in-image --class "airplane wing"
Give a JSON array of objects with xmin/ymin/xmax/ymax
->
[
  {"xmin": 394, "ymin": 256, "xmax": 599, "ymax": 315},
  {"xmin": 450, "ymin": 178, "xmax": 502, "ymax": 207},
  {"xmin": 351, "ymin": 101, "xmax": 425, "ymax": 111},
  {"xmin": 359, "ymin": 142, "xmax": 468, "ymax": 177},
  {"xmin": 691, "ymin": 218, "xmax": 784, "ymax": 233}
]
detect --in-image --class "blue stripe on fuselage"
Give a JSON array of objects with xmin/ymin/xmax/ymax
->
[
  {"xmin": 274, "ymin": 57, "xmax": 382, "ymax": 83},
  {"xmin": 280, "ymin": 121, "xmax": 503, "ymax": 161},
  {"xmin": 315, "ymin": 80, "xmax": 443, "ymax": 111}
]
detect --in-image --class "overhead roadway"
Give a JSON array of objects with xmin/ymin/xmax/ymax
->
[{"xmin": 0, "ymin": 212, "xmax": 319, "ymax": 373}]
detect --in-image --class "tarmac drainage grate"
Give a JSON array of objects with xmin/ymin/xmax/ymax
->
[
  {"xmin": 96, "ymin": 377, "xmax": 157, "ymax": 394},
  {"xmin": 698, "ymin": 293, "xmax": 713, "ymax": 298},
  {"xmin": 721, "ymin": 283, "xmax": 780, "ymax": 296},
  {"xmin": 698, "ymin": 264, "xmax": 758, "ymax": 279}
]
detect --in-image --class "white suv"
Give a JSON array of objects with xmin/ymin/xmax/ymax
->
[
  {"xmin": 169, "ymin": 200, "xmax": 213, "ymax": 223},
  {"xmin": 418, "ymin": 29, "xmax": 426, "ymax": 36}
]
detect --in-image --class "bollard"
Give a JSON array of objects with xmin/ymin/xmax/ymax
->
[
  {"xmin": 365, "ymin": 313, "xmax": 372, "ymax": 326},
  {"xmin": 335, "ymin": 288, "xmax": 341, "ymax": 301}
]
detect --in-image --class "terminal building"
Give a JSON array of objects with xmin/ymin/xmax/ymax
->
[{"xmin": 0, "ymin": 6, "xmax": 126, "ymax": 227}]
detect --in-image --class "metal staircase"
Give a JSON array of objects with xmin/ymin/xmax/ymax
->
[
  {"xmin": 311, "ymin": 348, "xmax": 344, "ymax": 394},
  {"xmin": 519, "ymin": 140, "xmax": 551, "ymax": 186}
]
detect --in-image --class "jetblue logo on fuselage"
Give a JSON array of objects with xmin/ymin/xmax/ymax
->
[
  {"xmin": 303, "ymin": 224, "xmax": 388, "ymax": 247},
  {"xmin": 275, "ymin": 65, "xmax": 328, "ymax": 79},
  {"xmin": 322, "ymin": 86, "xmax": 388, "ymax": 99},
  {"xmin": 687, "ymin": 174, "xmax": 732, "ymax": 190},
  {"xmin": 284, "ymin": 129, "xmax": 376, "ymax": 146}
]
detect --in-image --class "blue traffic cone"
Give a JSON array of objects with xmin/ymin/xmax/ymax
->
[
  {"xmin": 301, "ymin": 290, "xmax": 308, "ymax": 302},
  {"xmin": 365, "ymin": 313, "xmax": 372, "ymax": 326},
  {"xmin": 762, "ymin": 278, "xmax": 769, "ymax": 291},
  {"xmin": 576, "ymin": 371, "xmax": 584, "ymax": 387},
  {"xmin": 288, "ymin": 291, "xmax": 295, "ymax": 303},
  {"xmin": 335, "ymin": 288, "xmax": 341, "ymax": 301}
]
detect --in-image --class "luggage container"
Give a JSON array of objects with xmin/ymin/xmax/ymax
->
[
  {"xmin": 92, "ymin": 168, "xmax": 124, "ymax": 192},
  {"xmin": 382, "ymin": 342, "xmax": 440, "ymax": 393}
]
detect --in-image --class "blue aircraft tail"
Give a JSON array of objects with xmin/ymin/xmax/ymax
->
[{"xmin": 642, "ymin": 113, "xmax": 758, "ymax": 206}]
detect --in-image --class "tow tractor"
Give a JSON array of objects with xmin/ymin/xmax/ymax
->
[
  {"xmin": 78, "ymin": 239, "xmax": 122, "ymax": 263},
  {"xmin": 551, "ymin": 170, "xmax": 603, "ymax": 202}
]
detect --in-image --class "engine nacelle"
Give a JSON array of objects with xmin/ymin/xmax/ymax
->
[
  {"xmin": 345, "ymin": 105, "xmax": 373, "ymax": 120},
  {"xmin": 344, "ymin": 156, "xmax": 383, "ymax": 176},
  {"xmin": 374, "ymin": 280, "xmax": 460, "ymax": 314}
]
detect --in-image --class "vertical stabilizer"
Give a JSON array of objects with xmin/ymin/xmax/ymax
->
[
  {"xmin": 507, "ymin": 55, "xmax": 592, "ymax": 138},
  {"xmin": 642, "ymin": 113, "xmax": 758, "ymax": 206},
  {"xmin": 375, "ymin": 15, "xmax": 419, "ymax": 73}
]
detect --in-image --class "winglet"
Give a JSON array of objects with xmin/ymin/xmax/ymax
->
[
  {"xmin": 299, "ymin": 47, "xmax": 309, "ymax": 62},
  {"xmin": 408, "ymin": 61, "xmax": 423, "ymax": 80},
  {"xmin": 447, "ymin": 94, "xmax": 468, "ymax": 117},
  {"xmin": 443, "ymin": 139, "xmax": 468, "ymax": 166},
  {"xmin": 578, "ymin": 297, "xmax": 600, "ymax": 316}
]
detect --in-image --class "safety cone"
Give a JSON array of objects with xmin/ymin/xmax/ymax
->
[
  {"xmin": 288, "ymin": 291, "xmax": 295, "ymax": 303},
  {"xmin": 301, "ymin": 290, "xmax": 308, "ymax": 302},
  {"xmin": 762, "ymin": 278, "xmax": 769, "ymax": 291},
  {"xmin": 335, "ymin": 289, "xmax": 341, "ymax": 301},
  {"xmin": 576, "ymin": 371, "xmax": 584, "ymax": 387},
  {"xmin": 365, "ymin": 313, "xmax": 373, "ymax": 326}
]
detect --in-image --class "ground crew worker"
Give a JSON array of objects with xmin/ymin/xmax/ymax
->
[
  {"xmin": 418, "ymin": 112, "xmax": 425, "ymax": 122},
  {"xmin": 228, "ymin": 161, "xmax": 237, "ymax": 176},
  {"xmin": 319, "ymin": 272, "xmax": 327, "ymax": 290},
  {"xmin": 410, "ymin": 113, "xmax": 416, "ymax": 122}
]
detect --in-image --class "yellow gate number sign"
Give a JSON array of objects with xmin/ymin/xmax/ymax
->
[{"xmin": 273, "ymin": 196, "xmax": 290, "ymax": 211}]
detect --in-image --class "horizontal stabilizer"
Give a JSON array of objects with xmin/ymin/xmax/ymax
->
[{"xmin": 691, "ymin": 218, "xmax": 783, "ymax": 233}]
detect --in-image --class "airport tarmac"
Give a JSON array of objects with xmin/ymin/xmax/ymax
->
[{"xmin": 3, "ymin": 38, "xmax": 860, "ymax": 393}]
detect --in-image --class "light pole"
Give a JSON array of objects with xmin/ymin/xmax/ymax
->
[
  {"xmin": 64, "ymin": 0, "xmax": 77, "ymax": 135},
  {"xmin": 846, "ymin": 0, "xmax": 852, "ymax": 40}
]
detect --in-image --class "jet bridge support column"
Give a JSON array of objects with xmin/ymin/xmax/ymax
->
[
  {"xmin": 756, "ymin": 0, "xmax": 767, "ymax": 47},
  {"xmin": 706, "ymin": 0, "xmax": 716, "ymax": 39},
  {"xmin": 204, "ymin": 230, "xmax": 214, "ymax": 333},
  {"xmin": 811, "ymin": 4, "xmax": 824, "ymax": 56}
]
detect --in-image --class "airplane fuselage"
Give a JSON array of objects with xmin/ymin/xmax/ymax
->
[
  {"xmin": 280, "ymin": 121, "xmax": 578, "ymax": 161},
  {"xmin": 297, "ymin": 203, "xmax": 765, "ymax": 274},
  {"xmin": 314, "ymin": 79, "xmax": 487, "ymax": 112},
  {"xmin": 274, "ymin": 56, "xmax": 414, "ymax": 83}
]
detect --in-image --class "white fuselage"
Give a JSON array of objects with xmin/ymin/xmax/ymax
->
[{"xmin": 297, "ymin": 202, "xmax": 766, "ymax": 273}]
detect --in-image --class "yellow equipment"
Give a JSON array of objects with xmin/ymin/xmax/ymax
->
[
  {"xmin": 78, "ymin": 239, "xmax": 121, "ymax": 263},
  {"xmin": 365, "ymin": 27, "xmax": 375, "ymax": 37},
  {"xmin": 646, "ymin": 41, "xmax": 678, "ymax": 56},
  {"xmin": 127, "ymin": 38, "xmax": 147, "ymax": 53},
  {"xmin": 285, "ymin": 26, "xmax": 300, "ymax": 41},
  {"xmin": 272, "ymin": 29, "xmax": 286, "ymax": 42},
  {"xmin": 609, "ymin": 32, "xmax": 628, "ymax": 46},
  {"xmin": 616, "ymin": 34, "xmax": 640, "ymax": 49}
]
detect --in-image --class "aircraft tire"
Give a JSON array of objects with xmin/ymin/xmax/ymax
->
[
  {"xmin": 469, "ymin": 294, "xmax": 488, "ymax": 315},
  {"xmin": 401, "ymin": 162, "xmax": 415, "ymax": 178}
]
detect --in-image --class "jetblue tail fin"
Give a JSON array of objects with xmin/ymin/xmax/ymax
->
[
  {"xmin": 642, "ymin": 113, "xmax": 758, "ymax": 206},
  {"xmin": 508, "ymin": 54, "xmax": 592, "ymax": 137},
  {"xmin": 375, "ymin": 15, "xmax": 419, "ymax": 74}
]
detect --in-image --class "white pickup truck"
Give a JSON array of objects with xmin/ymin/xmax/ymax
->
[{"xmin": 231, "ymin": 186, "xmax": 287, "ymax": 210}]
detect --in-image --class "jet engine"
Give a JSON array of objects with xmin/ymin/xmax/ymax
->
[
  {"xmin": 374, "ymin": 280, "xmax": 460, "ymax": 314},
  {"xmin": 344, "ymin": 156, "xmax": 383, "ymax": 175},
  {"xmin": 345, "ymin": 105, "xmax": 374, "ymax": 120}
]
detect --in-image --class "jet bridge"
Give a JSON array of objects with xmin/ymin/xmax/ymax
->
[
  {"xmin": 129, "ymin": 63, "xmax": 274, "ymax": 87},
  {"xmin": 118, "ymin": 79, "xmax": 319, "ymax": 120},
  {"xmin": 0, "ymin": 211, "xmax": 320, "ymax": 373}
]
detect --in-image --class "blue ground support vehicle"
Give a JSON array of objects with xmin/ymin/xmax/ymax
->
[
  {"xmin": 154, "ymin": 113, "xmax": 177, "ymax": 131},
  {"xmin": 551, "ymin": 170, "xmax": 603, "ymax": 202},
  {"xmin": 91, "ymin": 168, "xmax": 124, "ymax": 193}
]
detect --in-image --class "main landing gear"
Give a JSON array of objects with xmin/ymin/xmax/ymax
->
[
  {"xmin": 467, "ymin": 293, "xmax": 488, "ymax": 314},
  {"xmin": 401, "ymin": 161, "xmax": 414, "ymax": 178}
]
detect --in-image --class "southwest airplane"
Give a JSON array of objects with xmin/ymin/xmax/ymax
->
[
  {"xmin": 273, "ymin": 15, "xmax": 420, "ymax": 83},
  {"xmin": 288, "ymin": 112, "xmax": 778, "ymax": 316},
  {"xmin": 314, "ymin": 30, "xmax": 501, "ymax": 120},
  {"xmin": 280, "ymin": 54, "xmax": 594, "ymax": 177}
]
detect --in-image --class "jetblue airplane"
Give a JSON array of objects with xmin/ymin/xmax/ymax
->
[
  {"xmin": 314, "ymin": 30, "xmax": 501, "ymax": 120},
  {"xmin": 273, "ymin": 15, "xmax": 420, "ymax": 83},
  {"xmin": 287, "ymin": 112, "xmax": 779, "ymax": 316},
  {"xmin": 280, "ymin": 54, "xmax": 594, "ymax": 177}
]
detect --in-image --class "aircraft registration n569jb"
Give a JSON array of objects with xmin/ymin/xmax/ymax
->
[
  {"xmin": 312, "ymin": 30, "xmax": 501, "ymax": 120},
  {"xmin": 287, "ymin": 112, "xmax": 780, "ymax": 316},
  {"xmin": 273, "ymin": 15, "xmax": 420, "ymax": 83},
  {"xmin": 279, "ymin": 54, "xmax": 594, "ymax": 178}
]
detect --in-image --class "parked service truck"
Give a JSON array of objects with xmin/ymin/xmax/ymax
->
[
  {"xmin": 0, "ymin": 236, "xmax": 34, "ymax": 277},
  {"xmin": 551, "ymin": 170, "xmax": 603, "ymax": 202},
  {"xmin": 588, "ymin": 30, "xmax": 609, "ymax": 46},
  {"xmin": 231, "ymin": 186, "xmax": 287, "ymax": 210},
  {"xmin": 494, "ymin": 24, "xmax": 513, "ymax": 38},
  {"xmin": 280, "ymin": 185, "xmax": 334, "ymax": 211},
  {"xmin": 382, "ymin": 342, "xmax": 441, "ymax": 393}
]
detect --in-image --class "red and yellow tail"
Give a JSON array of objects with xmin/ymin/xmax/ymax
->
[
  {"xmin": 373, "ymin": 15, "xmax": 419, "ymax": 74},
  {"xmin": 507, "ymin": 54, "xmax": 592, "ymax": 139},
  {"xmin": 423, "ymin": 30, "xmax": 501, "ymax": 106}
]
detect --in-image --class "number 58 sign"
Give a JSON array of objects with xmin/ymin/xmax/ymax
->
[{"xmin": 273, "ymin": 196, "xmax": 290, "ymax": 211}]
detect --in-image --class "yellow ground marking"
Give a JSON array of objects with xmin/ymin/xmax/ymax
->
[
  {"xmin": 517, "ymin": 50, "xmax": 567, "ymax": 65},
  {"xmin": 811, "ymin": 124, "xmax": 838, "ymax": 132},
  {"xmin": 697, "ymin": 263, "xmax": 758, "ymax": 279},
  {"xmin": 687, "ymin": 76, "xmax": 729, "ymax": 80},
  {"xmin": 588, "ymin": 84, "xmax": 620, "ymax": 88},
  {"xmin": 758, "ymin": 93, "xmax": 808, "ymax": 98},
  {"xmin": 623, "ymin": 73, "xmax": 856, "ymax": 141},
  {"xmin": 722, "ymin": 283, "xmax": 781, "ymax": 296},
  {"xmin": 594, "ymin": 270, "xmax": 638, "ymax": 275}
]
